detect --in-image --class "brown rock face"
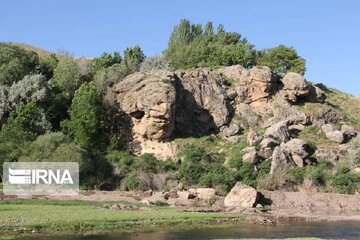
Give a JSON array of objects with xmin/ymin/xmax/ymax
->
[
  {"xmin": 281, "ymin": 72, "xmax": 310, "ymax": 102},
  {"xmin": 236, "ymin": 66, "xmax": 280, "ymax": 104},
  {"xmin": 115, "ymin": 69, "xmax": 231, "ymax": 143},
  {"xmin": 115, "ymin": 71, "xmax": 176, "ymax": 141},
  {"xmin": 174, "ymin": 69, "xmax": 230, "ymax": 136}
]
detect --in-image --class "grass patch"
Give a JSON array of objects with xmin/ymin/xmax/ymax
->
[{"xmin": 0, "ymin": 199, "xmax": 245, "ymax": 234}]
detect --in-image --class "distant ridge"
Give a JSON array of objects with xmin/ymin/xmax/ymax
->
[{"xmin": 7, "ymin": 42, "xmax": 55, "ymax": 58}]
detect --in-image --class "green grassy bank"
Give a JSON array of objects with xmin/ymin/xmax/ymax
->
[{"xmin": 0, "ymin": 199, "xmax": 244, "ymax": 237}]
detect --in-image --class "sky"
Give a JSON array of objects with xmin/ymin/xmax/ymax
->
[{"xmin": 1, "ymin": 0, "xmax": 360, "ymax": 95}]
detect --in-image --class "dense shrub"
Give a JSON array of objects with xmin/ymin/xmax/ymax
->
[
  {"xmin": 0, "ymin": 74, "xmax": 50, "ymax": 123},
  {"xmin": 0, "ymin": 101, "xmax": 51, "ymax": 169},
  {"xmin": 332, "ymin": 165, "xmax": 360, "ymax": 194},
  {"xmin": 0, "ymin": 43, "xmax": 40, "ymax": 85}
]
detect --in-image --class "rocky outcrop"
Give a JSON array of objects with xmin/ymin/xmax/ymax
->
[
  {"xmin": 115, "ymin": 69, "xmax": 232, "ymax": 151},
  {"xmin": 264, "ymin": 120, "xmax": 290, "ymax": 142},
  {"xmin": 281, "ymin": 72, "xmax": 310, "ymax": 102},
  {"xmin": 224, "ymin": 182, "xmax": 258, "ymax": 208},
  {"xmin": 176, "ymin": 69, "xmax": 231, "ymax": 135},
  {"xmin": 114, "ymin": 67, "xmax": 355, "ymax": 170},
  {"xmin": 270, "ymin": 107, "xmax": 310, "ymax": 126},
  {"xmin": 115, "ymin": 71, "xmax": 176, "ymax": 141},
  {"xmin": 236, "ymin": 66, "xmax": 280, "ymax": 104}
]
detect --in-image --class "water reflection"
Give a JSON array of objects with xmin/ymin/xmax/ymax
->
[{"xmin": 18, "ymin": 221, "xmax": 360, "ymax": 240}]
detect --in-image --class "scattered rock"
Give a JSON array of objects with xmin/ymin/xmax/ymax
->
[
  {"xmin": 317, "ymin": 107, "xmax": 344, "ymax": 124},
  {"xmin": 177, "ymin": 191, "xmax": 196, "ymax": 200},
  {"xmin": 306, "ymin": 85, "xmax": 326, "ymax": 103},
  {"xmin": 284, "ymin": 138, "xmax": 310, "ymax": 159},
  {"xmin": 242, "ymin": 147, "xmax": 259, "ymax": 164},
  {"xmin": 196, "ymin": 188, "xmax": 216, "ymax": 200},
  {"xmin": 265, "ymin": 121, "xmax": 290, "ymax": 142},
  {"xmin": 341, "ymin": 125, "xmax": 357, "ymax": 140},
  {"xmin": 224, "ymin": 182, "xmax": 258, "ymax": 208},
  {"xmin": 260, "ymin": 138, "xmax": 279, "ymax": 149},
  {"xmin": 321, "ymin": 124, "xmax": 345, "ymax": 143},
  {"xmin": 270, "ymin": 107, "xmax": 310, "ymax": 125},
  {"xmin": 247, "ymin": 128, "xmax": 262, "ymax": 146},
  {"xmin": 270, "ymin": 146, "xmax": 294, "ymax": 174},
  {"xmin": 223, "ymin": 123, "xmax": 243, "ymax": 137}
]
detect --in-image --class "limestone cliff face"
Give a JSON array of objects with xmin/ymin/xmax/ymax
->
[{"xmin": 114, "ymin": 66, "xmax": 357, "ymax": 168}]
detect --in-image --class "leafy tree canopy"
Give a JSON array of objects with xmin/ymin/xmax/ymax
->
[
  {"xmin": 0, "ymin": 43, "xmax": 40, "ymax": 85},
  {"xmin": 164, "ymin": 19, "xmax": 256, "ymax": 69},
  {"xmin": 257, "ymin": 45, "xmax": 306, "ymax": 75}
]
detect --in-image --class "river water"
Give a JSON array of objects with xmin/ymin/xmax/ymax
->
[{"xmin": 18, "ymin": 221, "xmax": 360, "ymax": 240}]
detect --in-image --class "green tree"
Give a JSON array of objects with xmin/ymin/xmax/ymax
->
[
  {"xmin": 90, "ymin": 52, "xmax": 122, "ymax": 73},
  {"xmin": 257, "ymin": 45, "xmax": 306, "ymax": 75},
  {"xmin": 0, "ymin": 43, "xmax": 40, "ymax": 85},
  {"xmin": 0, "ymin": 101, "xmax": 51, "ymax": 167},
  {"xmin": 39, "ymin": 53, "xmax": 59, "ymax": 79},
  {"xmin": 123, "ymin": 46, "xmax": 145, "ymax": 72},
  {"xmin": 51, "ymin": 57, "xmax": 82, "ymax": 97},
  {"xmin": 164, "ymin": 19, "xmax": 256, "ymax": 69},
  {"xmin": 63, "ymin": 82, "xmax": 102, "ymax": 151}
]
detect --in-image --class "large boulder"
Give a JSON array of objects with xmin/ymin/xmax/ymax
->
[
  {"xmin": 218, "ymin": 65, "xmax": 246, "ymax": 82},
  {"xmin": 115, "ymin": 71, "xmax": 176, "ymax": 141},
  {"xmin": 270, "ymin": 145, "xmax": 295, "ymax": 174},
  {"xmin": 195, "ymin": 188, "xmax": 216, "ymax": 200},
  {"xmin": 306, "ymin": 85, "xmax": 326, "ymax": 103},
  {"xmin": 247, "ymin": 128, "xmax": 262, "ymax": 146},
  {"xmin": 317, "ymin": 107, "xmax": 344, "ymax": 125},
  {"xmin": 284, "ymin": 138, "xmax": 310, "ymax": 159},
  {"xmin": 270, "ymin": 107, "xmax": 310, "ymax": 126},
  {"xmin": 321, "ymin": 124, "xmax": 345, "ymax": 143},
  {"xmin": 341, "ymin": 125, "xmax": 357, "ymax": 140},
  {"xmin": 264, "ymin": 120, "xmax": 290, "ymax": 142},
  {"xmin": 242, "ymin": 147, "xmax": 259, "ymax": 164},
  {"xmin": 281, "ymin": 72, "xmax": 310, "ymax": 102},
  {"xmin": 236, "ymin": 66, "xmax": 280, "ymax": 104},
  {"xmin": 224, "ymin": 182, "xmax": 258, "ymax": 208},
  {"xmin": 222, "ymin": 123, "xmax": 243, "ymax": 137},
  {"xmin": 283, "ymin": 138, "xmax": 311, "ymax": 167}
]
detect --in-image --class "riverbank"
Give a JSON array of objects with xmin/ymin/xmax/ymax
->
[
  {"xmin": 0, "ymin": 190, "xmax": 360, "ymax": 238},
  {"xmin": 0, "ymin": 199, "xmax": 248, "ymax": 237}
]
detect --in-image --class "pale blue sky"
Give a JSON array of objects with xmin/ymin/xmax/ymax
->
[{"xmin": 1, "ymin": 0, "xmax": 359, "ymax": 95}]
